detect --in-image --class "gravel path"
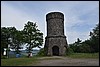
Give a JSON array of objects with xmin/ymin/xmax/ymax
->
[{"xmin": 32, "ymin": 56, "xmax": 99, "ymax": 66}]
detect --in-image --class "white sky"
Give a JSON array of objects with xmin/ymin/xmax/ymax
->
[{"xmin": 1, "ymin": 1, "xmax": 99, "ymax": 50}]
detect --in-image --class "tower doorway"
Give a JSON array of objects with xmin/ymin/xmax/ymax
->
[{"xmin": 52, "ymin": 46, "xmax": 59, "ymax": 56}]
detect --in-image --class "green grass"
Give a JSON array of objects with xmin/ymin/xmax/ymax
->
[
  {"xmin": 1, "ymin": 56, "xmax": 39, "ymax": 66},
  {"xmin": 1, "ymin": 53, "xmax": 99, "ymax": 66},
  {"xmin": 67, "ymin": 53, "xmax": 99, "ymax": 59}
]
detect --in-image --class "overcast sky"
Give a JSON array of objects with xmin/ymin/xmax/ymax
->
[{"xmin": 1, "ymin": 1, "xmax": 99, "ymax": 49}]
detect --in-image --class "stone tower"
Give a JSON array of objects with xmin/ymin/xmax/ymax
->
[{"xmin": 44, "ymin": 12, "xmax": 68, "ymax": 56}]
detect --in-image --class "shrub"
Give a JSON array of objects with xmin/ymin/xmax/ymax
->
[
  {"xmin": 66, "ymin": 47, "xmax": 74, "ymax": 55},
  {"xmin": 36, "ymin": 48, "xmax": 46, "ymax": 56},
  {"xmin": 1, "ymin": 55, "xmax": 7, "ymax": 59}
]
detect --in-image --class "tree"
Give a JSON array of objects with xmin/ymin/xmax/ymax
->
[
  {"xmin": 80, "ymin": 40, "xmax": 92, "ymax": 53},
  {"xmin": 72, "ymin": 38, "xmax": 82, "ymax": 52},
  {"xmin": 1, "ymin": 27, "xmax": 10, "ymax": 56},
  {"xmin": 23, "ymin": 21, "xmax": 43, "ymax": 56},
  {"xmin": 89, "ymin": 23, "xmax": 99, "ymax": 52},
  {"xmin": 69, "ymin": 23, "xmax": 99, "ymax": 53},
  {"xmin": 10, "ymin": 30, "xmax": 24, "ymax": 54},
  {"xmin": 75, "ymin": 38, "xmax": 82, "ymax": 45},
  {"xmin": 1, "ymin": 27, "xmax": 24, "ymax": 57}
]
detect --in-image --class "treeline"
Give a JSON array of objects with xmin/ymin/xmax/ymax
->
[
  {"xmin": 68, "ymin": 23, "xmax": 99, "ymax": 53},
  {"xmin": 1, "ymin": 21, "xmax": 43, "ymax": 57}
]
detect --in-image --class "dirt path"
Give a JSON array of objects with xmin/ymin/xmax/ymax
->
[{"xmin": 31, "ymin": 56, "xmax": 99, "ymax": 66}]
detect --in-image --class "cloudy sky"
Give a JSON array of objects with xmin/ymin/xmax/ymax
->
[{"xmin": 1, "ymin": 1, "xmax": 99, "ymax": 49}]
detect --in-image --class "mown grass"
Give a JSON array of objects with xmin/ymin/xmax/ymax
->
[
  {"xmin": 1, "ymin": 53, "xmax": 99, "ymax": 66},
  {"xmin": 1, "ymin": 56, "xmax": 39, "ymax": 66},
  {"xmin": 67, "ymin": 53, "xmax": 99, "ymax": 59}
]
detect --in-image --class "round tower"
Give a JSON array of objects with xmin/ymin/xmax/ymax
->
[
  {"xmin": 44, "ymin": 12, "xmax": 68, "ymax": 56},
  {"xmin": 46, "ymin": 12, "xmax": 64, "ymax": 36}
]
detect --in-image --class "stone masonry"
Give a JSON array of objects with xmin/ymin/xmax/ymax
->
[{"xmin": 44, "ymin": 12, "xmax": 68, "ymax": 56}]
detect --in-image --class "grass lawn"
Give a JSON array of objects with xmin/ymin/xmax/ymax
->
[
  {"xmin": 1, "ymin": 56, "xmax": 39, "ymax": 66},
  {"xmin": 67, "ymin": 53, "xmax": 99, "ymax": 59},
  {"xmin": 1, "ymin": 53, "xmax": 99, "ymax": 66}
]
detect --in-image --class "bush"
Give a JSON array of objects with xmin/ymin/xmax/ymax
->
[
  {"xmin": 36, "ymin": 48, "xmax": 46, "ymax": 56},
  {"xmin": 1, "ymin": 55, "xmax": 7, "ymax": 59},
  {"xmin": 66, "ymin": 47, "xmax": 74, "ymax": 55}
]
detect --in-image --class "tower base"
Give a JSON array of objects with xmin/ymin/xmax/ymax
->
[{"xmin": 44, "ymin": 35, "xmax": 68, "ymax": 56}]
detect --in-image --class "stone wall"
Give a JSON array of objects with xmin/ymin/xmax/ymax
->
[{"xmin": 44, "ymin": 12, "xmax": 68, "ymax": 56}]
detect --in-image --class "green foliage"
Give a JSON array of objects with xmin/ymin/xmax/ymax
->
[
  {"xmin": 69, "ymin": 38, "xmax": 82, "ymax": 53},
  {"xmin": 1, "ymin": 55, "xmax": 7, "ymax": 59},
  {"xmin": 1, "ymin": 21, "xmax": 43, "ymax": 56},
  {"xmin": 1, "ymin": 27, "xmax": 10, "ymax": 55},
  {"xmin": 79, "ymin": 44, "xmax": 91, "ymax": 53},
  {"xmin": 10, "ymin": 30, "xmax": 23, "ymax": 54},
  {"xmin": 66, "ymin": 47, "xmax": 74, "ymax": 55},
  {"xmin": 89, "ymin": 23, "xmax": 99, "ymax": 52},
  {"xmin": 1, "ymin": 27, "xmax": 24, "ymax": 55},
  {"xmin": 67, "ymin": 53, "xmax": 99, "ymax": 59},
  {"xmin": 36, "ymin": 48, "xmax": 46, "ymax": 56},
  {"xmin": 23, "ymin": 21, "xmax": 43, "ymax": 53},
  {"xmin": 88, "ymin": 23, "xmax": 99, "ymax": 52},
  {"xmin": 75, "ymin": 38, "xmax": 82, "ymax": 44},
  {"xmin": 69, "ymin": 23, "xmax": 99, "ymax": 53}
]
